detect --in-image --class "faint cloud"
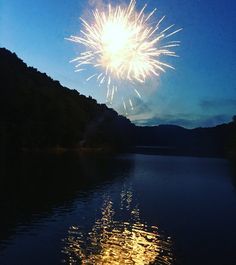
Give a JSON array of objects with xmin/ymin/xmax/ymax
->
[
  {"xmin": 126, "ymin": 97, "xmax": 154, "ymax": 121},
  {"xmin": 132, "ymin": 113, "xmax": 196, "ymax": 128},
  {"xmin": 130, "ymin": 112, "xmax": 232, "ymax": 129},
  {"xmin": 199, "ymin": 114, "xmax": 231, "ymax": 127},
  {"xmin": 113, "ymin": 95, "xmax": 235, "ymax": 128},
  {"xmin": 82, "ymin": 0, "xmax": 108, "ymax": 21},
  {"xmin": 88, "ymin": 0, "xmax": 106, "ymax": 9},
  {"xmin": 200, "ymin": 98, "xmax": 236, "ymax": 110}
]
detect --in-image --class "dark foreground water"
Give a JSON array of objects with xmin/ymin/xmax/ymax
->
[{"xmin": 0, "ymin": 153, "xmax": 236, "ymax": 265}]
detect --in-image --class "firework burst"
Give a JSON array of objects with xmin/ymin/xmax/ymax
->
[{"xmin": 67, "ymin": 0, "xmax": 182, "ymax": 105}]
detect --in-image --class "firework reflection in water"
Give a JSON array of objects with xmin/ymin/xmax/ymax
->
[{"xmin": 62, "ymin": 185, "xmax": 173, "ymax": 265}]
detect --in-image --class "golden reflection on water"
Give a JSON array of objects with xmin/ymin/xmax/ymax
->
[{"xmin": 63, "ymin": 187, "xmax": 173, "ymax": 265}]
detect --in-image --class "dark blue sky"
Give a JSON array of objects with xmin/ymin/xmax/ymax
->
[{"xmin": 1, "ymin": 0, "xmax": 236, "ymax": 128}]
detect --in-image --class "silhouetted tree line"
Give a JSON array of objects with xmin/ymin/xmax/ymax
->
[
  {"xmin": 0, "ymin": 48, "xmax": 235, "ymax": 158},
  {"xmin": 0, "ymin": 48, "xmax": 134, "ymax": 152},
  {"xmin": 229, "ymin": 116, "xmax": 236, "ymax": 160}
]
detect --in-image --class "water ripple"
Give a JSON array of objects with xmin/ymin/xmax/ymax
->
[{"xmin": 62, "ymin": 187, "xmax": 173, "ymax": 265}]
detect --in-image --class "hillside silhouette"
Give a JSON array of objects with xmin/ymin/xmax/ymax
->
[
  {"xmin": 0, "ymin": 48, "xmax": 134, "ymax": 152},
  {"xmin": 0, "ymin": 48, "xmax": 235, "ymax": 158}
]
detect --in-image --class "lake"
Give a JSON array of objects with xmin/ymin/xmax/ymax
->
[{"xmin": 0, "ymin": 153, "xmax": 236, "ymax": 265}]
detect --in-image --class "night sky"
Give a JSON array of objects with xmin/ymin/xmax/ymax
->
[{"xmin": 1, "ymin": 0, "xmax": 236, "ymax": 128}]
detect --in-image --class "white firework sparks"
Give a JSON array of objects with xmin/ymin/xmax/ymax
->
[{"xmin": 67, "ymin": 0, "xmax": 182, "ymax": 105}]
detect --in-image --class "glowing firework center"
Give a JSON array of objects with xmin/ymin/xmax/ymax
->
[{"xmin": 68, "ymin": 0, "xmax": 181, "ymax": 106}]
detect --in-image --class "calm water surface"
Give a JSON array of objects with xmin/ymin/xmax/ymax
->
[{"xmin": 0, "ymin": 153, "xmax": 236, "ymax": 265}]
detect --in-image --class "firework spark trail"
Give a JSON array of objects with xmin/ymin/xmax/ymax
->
[{"xmin": 67, "ymin": 0, "xmax": 182, "ymax": 108}]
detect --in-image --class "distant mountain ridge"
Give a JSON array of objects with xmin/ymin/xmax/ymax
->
[
  {"xmin": 0, "ymin": 48, "xmax": 235, "ymax": 158},
  {"xmin": 133, "ymin": 123, "xmax": 236, "ymax": 157}
]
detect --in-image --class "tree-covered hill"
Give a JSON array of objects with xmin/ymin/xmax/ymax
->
[{"xmin": 0, "ymin": 48, "xmax": 134, "ymax": 152}]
